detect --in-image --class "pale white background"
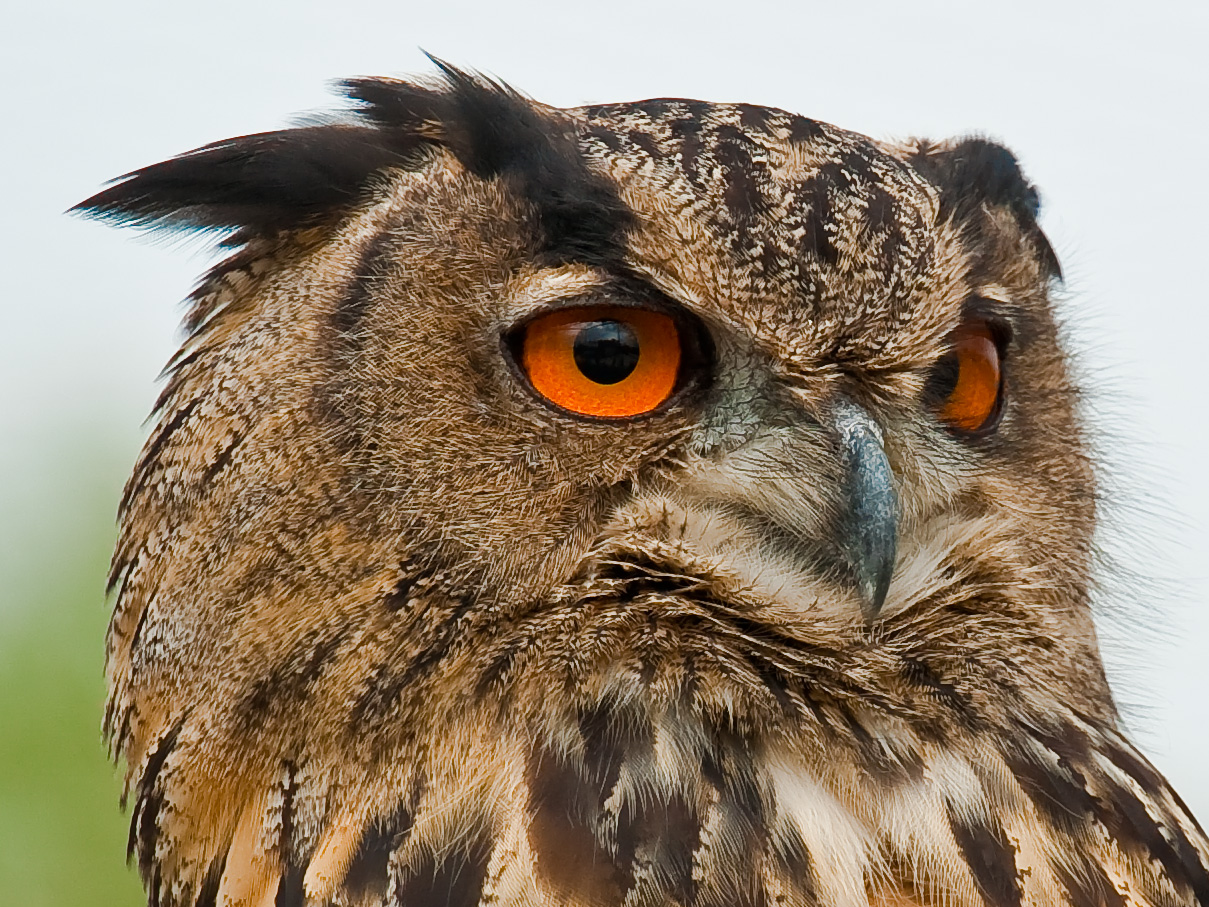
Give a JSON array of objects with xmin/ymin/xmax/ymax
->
[{"xmin": 3, "ymin": 0, "xmax": 1206, "ymax": 819}]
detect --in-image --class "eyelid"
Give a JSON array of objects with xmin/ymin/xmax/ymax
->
[
  {"xmin": 958, "ymin": 297, "xmax": 1014, "ymax": 350},
  {"xmin": 501, "ymin": 268, "xmax": 693, "ymax": 329},
  {"xmin": 507, "ymin": 294, "xmax": 684, "ymax": 329},
  {"xmin": 500, "ymin": 267, "xmax": 616, "ymax": 323}
]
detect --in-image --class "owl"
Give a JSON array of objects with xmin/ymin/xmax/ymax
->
[{"xmin": 77, "ymin": 63, "xmax": 1209, "ymax": 907}]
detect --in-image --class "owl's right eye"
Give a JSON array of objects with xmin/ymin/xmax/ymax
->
[{"xmin": 512, "ymin": 305, "xmax": 688, "ymax": 418}]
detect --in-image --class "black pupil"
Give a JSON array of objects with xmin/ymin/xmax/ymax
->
[
  {"xmin": 923, "ymin": 351, "xmax": 961, "ymax": 406},
  {"xmin": 573, "ymin": 320, "xmax": 640, "ymax": 385}
]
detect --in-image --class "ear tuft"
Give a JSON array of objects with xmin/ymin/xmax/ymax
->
[
  {"xmin": 910, "ymin": 138, "xmax": 1061, "ymax": 280},
  {"xmin": 932, "ymin": 139, "xmax": 1041, "ymax": 218},
  {"xmin": 75, "ymin": 61, "xmax": 631, "ymax": 266},
  {"xmin": 344, "ymin": 59, "xmax": 633, "ymax": 265},
  {"xmin": 341, "ymin": 60, "xmax": 542, "ymax": 182},
  {"xmin": 72, "ymin": 124, "xmax": 430, "ymax": 235}
]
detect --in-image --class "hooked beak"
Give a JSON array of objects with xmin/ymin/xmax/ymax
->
[{"xmin": 832, "ymin": 401, "xmax": 898, "ymax": 619}]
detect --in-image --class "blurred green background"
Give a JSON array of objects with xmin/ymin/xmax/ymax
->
[{"xmin": 0, "ymin": 423, "xmax": 144, "ymax": 905}]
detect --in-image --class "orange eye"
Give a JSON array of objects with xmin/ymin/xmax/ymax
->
[
  {"xmin": 925, "ymin": 320, "xmax": 1004, "ymax": 434},
  {"xmin": 519, "ymin": 306, "xmax": 682, "ymax": 418}
]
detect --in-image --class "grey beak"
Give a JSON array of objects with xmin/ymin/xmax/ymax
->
[{"xmin": 832, "ymin": 401, "xmax": 898, "ymax": 618}]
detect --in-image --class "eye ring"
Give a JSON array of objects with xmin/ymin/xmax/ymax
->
[
  {"xmin": 510, "ymin": 304, "xmax": 693, "ymax": 419},
  {"xmin": 924, "ymin": 319, "xmax": 1005, "ymax": 435}
]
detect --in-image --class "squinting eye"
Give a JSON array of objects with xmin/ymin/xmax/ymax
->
[
  {"xmin": 518, "ymin": 306, "xmax": 683, "ymax": 418},
  {"xmin": 924, "ymin": 319, "xmax": 1004, "ymax": 434}
]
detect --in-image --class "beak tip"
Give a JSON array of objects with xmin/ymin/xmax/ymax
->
[{"xmin": 859, "ymin": 563, "xmax": 893, "ymax": 621}]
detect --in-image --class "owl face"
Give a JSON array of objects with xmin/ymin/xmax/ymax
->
[
  {"xmin": 289, "ymin": 80, "xmax": 1099, "ymax": 681},
  {"xmin": 79, "ymin": 65, "xmax": 1202, "ymax": 907}
]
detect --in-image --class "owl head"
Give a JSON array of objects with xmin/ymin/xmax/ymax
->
[{"xmin": 78, "ymin": 64, "xmax": 1204, "ymax": 907}]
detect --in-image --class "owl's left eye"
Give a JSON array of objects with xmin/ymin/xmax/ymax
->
[
  {"xmin": 513, "ymin": 305, "xmax": 686, "ymax": 418},
  {"xmin": 924, "ymin": 319, "xmax": 1005, "ymax": 435}
]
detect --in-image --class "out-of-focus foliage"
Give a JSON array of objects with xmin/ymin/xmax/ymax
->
[{"xmin": 0, "ymin": 425, "xmax": 145, "ymax": 906}]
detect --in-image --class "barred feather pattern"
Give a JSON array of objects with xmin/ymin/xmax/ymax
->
[{"xmin": 119, "ymin": 520, "xmax": 1209, "ymax": 907}]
